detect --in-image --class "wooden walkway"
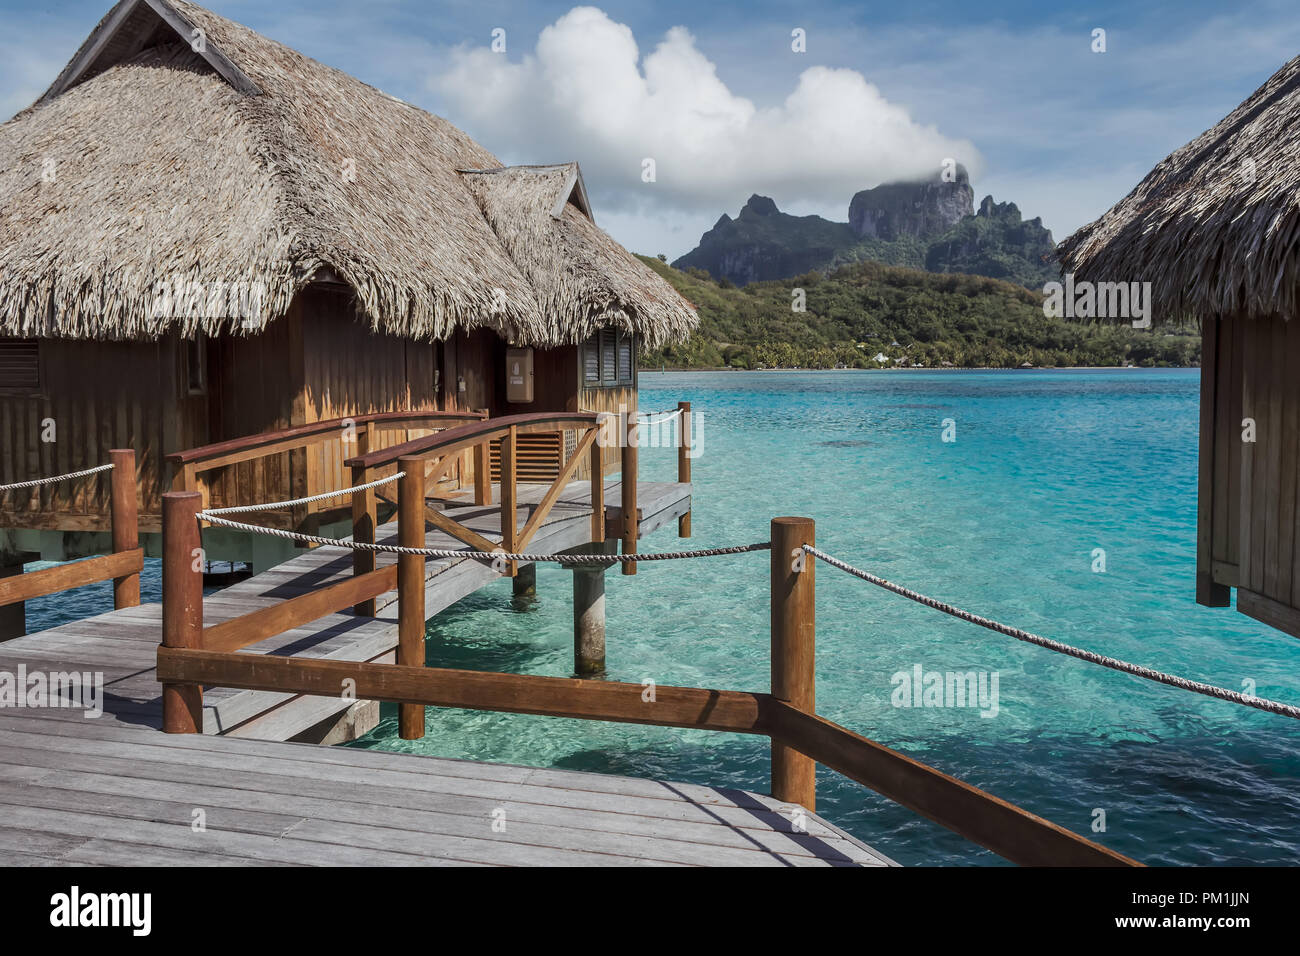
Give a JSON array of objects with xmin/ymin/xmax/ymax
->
[
  {"xmin": 0, "ymin": 709, "xmax": 891, "ymax": 866},
  {"xmin": 0, "ymin": 478, "xmax": 896, "ymax": 866}
]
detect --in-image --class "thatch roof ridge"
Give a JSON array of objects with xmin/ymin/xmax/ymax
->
[
  {"xmin": 0, "ymin": 0, "xmax": 697, "ymax": 347},
  {"xmin": 1058, "ymin": 52, "xmax": 1300, "ymax": 321},
  {"xmin": 460, "ymin": 164, "xmax": 696, "ymax": 347}
]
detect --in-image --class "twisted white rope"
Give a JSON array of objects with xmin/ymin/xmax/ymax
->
[
  {"xmin": 0, "ymin": 462, "xmax": 114, "ymax": 493},
  {"xmin": 197, "ymin": 510, "xmax": 769, "ymax": 563},
  {"xmin": 203, "ymin": 472, "xmax": 405, "ymax": 515},
  {"xmin": 639, "ymin": 408, "xmax": 684, "ymax": 426},
  {"xmin": 803, "ymin": 544, "xmax": 1300, "ymax": 721}
]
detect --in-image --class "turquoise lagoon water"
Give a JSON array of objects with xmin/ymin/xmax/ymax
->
[
  {"xmin": 351, "ymin": 369, "xmax": 1300, "ymax": 866},
  {"xmin": 22, "ymin": 369, "xmax": 1300, "ymax": 864}
]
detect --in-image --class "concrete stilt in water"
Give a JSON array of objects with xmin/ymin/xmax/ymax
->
[
  {"xmin": 566, "ymin": 541, "xmax": 615, "ymax": 675},
  {"xmin": 572, "ymin": 564, "xmax": 605, "ymax": 676},
  {"xmin": 513, "ymin": 562, "xmax": 537, "ymax": 599}
]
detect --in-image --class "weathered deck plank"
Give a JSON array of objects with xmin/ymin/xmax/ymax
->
[{"xmin": 0, "ymin": 711, "xmax": 891, "ymax": 867}]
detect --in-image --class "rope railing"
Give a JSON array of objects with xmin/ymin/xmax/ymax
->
[
  {"xmin": 802, "ymin": 543, "xmax": 1300, "ymax": 721},
  {"xmin": 196, "ymin": 507, "xmax": 768, "ymax": 563},
  {"xmin": 202, "ymin": 471, "xmax": 405, "ymax": 515},
  {"xmin": 638, "ymin": 408, "xmax": 684, "ymax": 426},
  {"xmin": 0, "ymin": 462, "xmax": 114, "ymax": 493}
]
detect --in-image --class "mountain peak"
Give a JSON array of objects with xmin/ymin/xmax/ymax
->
[{"xmin": 741, "ymin": 194, "xmax": 780, "ymax": 217}]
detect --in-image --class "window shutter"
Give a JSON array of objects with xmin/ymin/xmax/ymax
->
[
  {"xmin": 0, "ymin": 340, "xmax": 39, "ymax": 390},
  {"xmin": 601, "ymin": 330, "xmax": 616, "ymax": 385},
  {"xmin": 583, "ymin": 336, "xmax": 601, "ymax": 383},
  {"xmin": 617, "ymin": 333, "xmax": 633, "ymax": 383}
]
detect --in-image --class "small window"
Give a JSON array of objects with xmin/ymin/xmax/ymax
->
[
  {"xmin": 580, "ymin": 330, "xmax": 636, "ymax": 388},
  {"xmin": 185, "ymin": 335, "xmax": 207, "ymax": 395},
  {"xmin": 0, "ymin": 339, "xmax": 40, "ymax": 392}
]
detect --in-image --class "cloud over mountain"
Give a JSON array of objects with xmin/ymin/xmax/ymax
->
[{"xmin": 429, "ymin": 6, "xmax": 981, "ymax": 216}]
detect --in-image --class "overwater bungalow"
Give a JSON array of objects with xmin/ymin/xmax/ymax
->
[
  {"xmin": 0, "ymin": 0, "xmax": 1144, "ymax": 871},
  {"xmin": 1060, "ymin": 51, "xmax": 1300, "ymax": 639},
  {"xmin": 0, "ymin": 0, "xmax": 694, "ymax": 590}
]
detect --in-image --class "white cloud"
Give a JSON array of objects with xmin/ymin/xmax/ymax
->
[{"xmin": 430, "ymin": 6, "xmax": 980, "ymax": 222}]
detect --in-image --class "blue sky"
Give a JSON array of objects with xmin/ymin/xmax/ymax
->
[{"xmin": 3, "ymin": 0, "xmax": 1298, "ymax": 258}]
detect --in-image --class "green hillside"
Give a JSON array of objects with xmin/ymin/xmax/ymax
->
[{"xmin": 637, "ymin": 255, "xmax": 1200, "ymax": 369}]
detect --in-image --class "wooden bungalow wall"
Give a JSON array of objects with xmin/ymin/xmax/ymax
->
[
  {"xmin": 1, "ymin": 289, "xmax": 641, "ymax": 547},
  {"xmin": 1235, "ymin": 314, "xmax": 1300, "ymax": 636},
  {"xmin": 0, "ymin": 335, "xmax": 202, "ymax": 535},
  {"xmin": 1200, "ymin": 313, "xmax": 1300, "ymax": 638}
]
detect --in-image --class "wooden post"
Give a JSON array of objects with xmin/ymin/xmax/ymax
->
[
  {"xmin": 474, "ymin": 440, "xmax": 492, "ymax": 506},
  {"xmin": 677, "ymin": 401, "xmax": 692, "ymax": 539},
  {"xmin": 162, "ymin": 491, "xmax": 204, "ymax": 734},
  {"xmin": 109, "ymin": 448, "xmax": 140, "ymax": 609},
  {"xmin": 590, "ymin": 426, "xmax": 605, "ymax": 543},
  {"xmin": 397, "ymin": 458, "xmax": 426, "ymax": 739},
  {"xmin": 0, "ymin": 559, "xmax": 25, "ymax": 641},
  {"xmin": 771, "ymin": 516, "xmax": 815, "ymax": 810},
  {"xmin": 621, "ymin": 411, "xmax": 638, "ymax": 575},
  {"xmin": 351, "ymin": 425, "xmax": 377, "ymax": 615},
  {"xmin": 572, "ymin": 563, "xmax": 606, "ymax": 676},
  {"xmin": 499, "ymin": 427, "xmax": 518, "ymax": 577}
]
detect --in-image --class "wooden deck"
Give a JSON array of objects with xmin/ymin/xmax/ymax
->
[
  {"xmin": 0, "ymin": 477, "xmax": 896, "ymax": 867},
  {"xmin": 0, "ymin": 709, "xmax": 891, "ymax": 866}
]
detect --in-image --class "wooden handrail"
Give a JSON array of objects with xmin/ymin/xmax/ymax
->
[
  {"xmin": 0, "ymin": 549, "xmax": 142, "ymax": 608},
  {"xmin": 762, "ymin": 701, "xmax": 1135, "ymax": 866},
  {"xmin": 0, "ymin": 449, "xmax": 141, "ymax": 614},
  {"xmin": 344, "ymin": 411, "xmax": 599, "ymax": 471},
  {"xmin": 168, "ymin": 410, "xmax": 485, "ymax": 468}
]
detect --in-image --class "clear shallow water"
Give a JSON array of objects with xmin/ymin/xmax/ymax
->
[
  {"xmin": 24, "ymin": 369, "xmax": 1300, "ymax": 865},
  {"xmin": 350, "ymin": 368, "xmax": 1300, "ymax": 865}
]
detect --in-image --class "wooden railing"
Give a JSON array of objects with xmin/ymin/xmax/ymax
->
[
  {"xmin": 155, "ymin": 494, "xmax": 1137, "ymax": 866},
  {"xmin": 0, "ymin": 449, "xmax": 141, "ymax": 613},
  {"xmin": 166, "ymin": 409, "xmax": 487, "ymax": 524},
  {"xmin": 343, "ymin": 412, "xmax": 607, "ymax": 612}
]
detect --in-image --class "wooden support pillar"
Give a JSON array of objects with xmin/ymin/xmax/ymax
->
[
  {"xmin": 109, "ymin": 448, "xmax": 140, "ymax": 610},
  {"xmin": 500, "ymin": 427, "xmax": 518, "ymax": 577},
  {"xmin": 590, "ymin": 428, "xmax": 605, "ymax": 543},
  {"xmin": 513, "ymin": 562, "xmax": 537, "ymax": 599},
  {"xmin": 397, "ymin": 458, "xmax": 427, "ymax": 739},
  {"xmin": 0, "ymin": 559, "xmax": 25, "ymax": 642},
  {"xmin": 677, "ymin": 401, "xmax": 692, "ymax": 539},
  {"xmin": 162, "ymin": 491, "xmax": 204, "ymax": 734},
  {"xmin": 572, "ymin": 563, "xmax": 606, "ymax": 676},
  {"xmin": 474, "ymin": 430, "xmax": 492, "ymax": 506},
  {"xmin": 770, "ymin": 516, "xmax": 816, "ymax": 811},
  {"xmin": 351, "ymin": 428, "xmax": 377, "ymax": 616},
  {"xmin": 621, "ymin": 411, "xmax": 638, "ymax": 575}
]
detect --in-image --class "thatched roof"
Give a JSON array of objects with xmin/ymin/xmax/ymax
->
[
  {"xmin": 1058, "ymin": 53, "xmax": 1300, "ymax": 322},
  {"xmin": 0, "ymin": 0, "xmax": 697, "ymax": 347},
  {"xmin": 461, "ymin": 165, "xmax": 696, "ymax": 346}
]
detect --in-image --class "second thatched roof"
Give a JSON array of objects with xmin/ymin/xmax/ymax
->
[
  {"xmin": 1058, "ymin": 53, "xmax": 1300, "ymax": 322},
  {"xmin": 0, "ymin": 0, "xmax": 697, "ymax": 347}
]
